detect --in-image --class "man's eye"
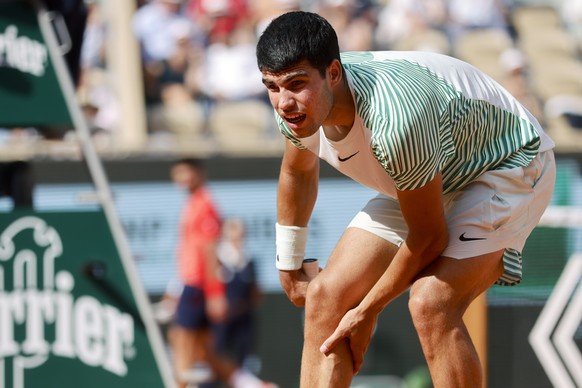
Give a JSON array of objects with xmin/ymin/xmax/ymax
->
[{"xmin": 290, "ymin": 81, "xmax": 304, "ymax": 89}]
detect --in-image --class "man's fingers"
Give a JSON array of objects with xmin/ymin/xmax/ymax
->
[
  {"xmin": 279, "ymin": 270, "xmax": 308, "ymax": 307},
  {"xmin": 320, "ymin": 330, "xmax": 342, "ymax": 355},
  {"xmin": 319, "ymin": 341, "xmax": 331, "ymax": 355}
]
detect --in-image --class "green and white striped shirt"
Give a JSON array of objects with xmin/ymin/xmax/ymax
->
[{"xmin": 277, "ymin": 51, "xmax": 554, "ymax": 195}]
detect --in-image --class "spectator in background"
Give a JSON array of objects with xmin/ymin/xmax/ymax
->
[
  {"xmin": 312, "ymin": 0, "xmax": 378, "ymax": 52},
  {"xmin": 215, "ymin": 218, "xmax": 263, "ymax": 367},
  {"xmin": 147, "ymin": 22, "xmax": 207, "ymax": 139},
  {"xmin": 133, "ymin": 0, "xmax": 204, "ymax": 104},
  {"xmin": 445, "ymin": 0, "xmax": 509, "ymax": 43},
  {"xmin": 133, "ymin": 0, "xmax": 201, "ymax": 65},
  {"xmin": 375, "ymin": 0, "xmax": 448, "ymax": 50},
  {"xmin": 195, "ymin": 22, "xmax": 266, "ymax": 103},
  {"xmin": 186, "ymin": 0, "xmax": 249, "ymax": 45},
  {"xmin": 190, "ymin": 11, "xmax": 274, "ymax": 150},
  {"xmin": 498, "ymin": 47, "xmax": 544, "ymax": 125},
  {"xmin": 133, "ymin": 0, "xmax": 207, "ymax": 139},
  {"xmin": 168, "ymin": 158, "xmax": 273, "ymax": 388},
  {"xmin": 249, "ymin": 0, "xmax": 301, "ymax": 37},
  {"xmin": 186, "ymin": 0, "xmax": 265, "ymax": 104},
  {"xmin": 78, "ymin": 1, "xmax": 120, "ymax": 140}
]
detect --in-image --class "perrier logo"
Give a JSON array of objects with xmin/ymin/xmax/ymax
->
[
  {"xmin": 0, "ymin": 25, "xmax": 48, "ymax": 76},
  {"xmin": 0, "ymin": 216, "xmax": 136, "ymax": 387}
]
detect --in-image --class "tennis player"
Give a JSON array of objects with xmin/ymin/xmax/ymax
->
[{"xmin": 256, "ymin": 11, "xmax": 556, "ymax": 387}]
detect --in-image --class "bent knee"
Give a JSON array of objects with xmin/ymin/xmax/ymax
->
[
  {"xmin": 304, "ymin": 275, "xmax": 351, "ymax": 323},
  {"xmin": 305, "ymin": 276, "xmax": 334, "ymax": 311},
  {"xmin": 408, "ymin": 278, "xmax": 462, "ymax": 328}
]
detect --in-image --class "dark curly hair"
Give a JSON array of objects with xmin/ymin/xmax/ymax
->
[{"xmin": 256, "ymin": 11, "xmax": 341, "ymax": 77}]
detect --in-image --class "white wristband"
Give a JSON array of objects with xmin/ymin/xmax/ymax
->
[{"xmin": 275, "ymin": 223, "xmax": 308, "ymax": 270}]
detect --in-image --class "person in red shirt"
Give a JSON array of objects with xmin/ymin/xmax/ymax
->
[
  {"xmin": 185, "ymin": 0, "xmax": 249, "ymax": 44},
  {"xmin": 169, "ymin": 158, "xmax": 274, "ymax": 388},
  {"xmin": 174, "ymin": 158, "xmax": 225, "ymax": 311}
]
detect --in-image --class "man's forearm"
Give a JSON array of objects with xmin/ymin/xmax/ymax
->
[
  {"xmin": 358, "ymin": 237, "xmax": 446, "ymax": 316},
  {"xmin": 277, "ymin": 167, "xmax": 318, "ymax": 226}
]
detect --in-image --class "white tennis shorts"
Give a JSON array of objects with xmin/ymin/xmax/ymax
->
[{"xmin": 348, "ymin": 150, "xmax": 556, "ymax": 286}]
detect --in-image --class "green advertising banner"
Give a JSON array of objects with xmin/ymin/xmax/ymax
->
[
  {"xmin": 0, "ymin": 1, "xmax": 175, "ymax": 387},
  {"xmin": 0, "ymin": 0, "xmax": 73, "ymax": 128},
  {"xmin": 0, "ymin": 211, "xmax": 168, "ymax": 387}
]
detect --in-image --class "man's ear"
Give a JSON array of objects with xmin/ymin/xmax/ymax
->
[{"xmin": 328, "ymin": 59, "xmax": 343, "ymax": 87}]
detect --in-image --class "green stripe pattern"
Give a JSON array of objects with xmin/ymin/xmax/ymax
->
[
  {"xmin": 343, "ymin": 52, "xmax": 540, "ymax": 194},
  {"xmin": 498, "ymin": 248, "xmax": 523, "ymax": 286}
]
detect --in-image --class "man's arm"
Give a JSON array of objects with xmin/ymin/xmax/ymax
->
[
  {"xmin": 321, "ymin": 173, "xmax": 449, "ymax": 372},
  {"xmin": 278, "ymin": 140, "xmax": 320, "ymax": 225},
  {"xmin": 203, "ymin": 240, "xmax": 228, "ymax": 323},
  {"xmin": 359, "ymin": 172, "xmax": 449, "ymax": 313},
  {"xmin": 277, "ymin": 140, "xmax": 320, "ymax": 306}
]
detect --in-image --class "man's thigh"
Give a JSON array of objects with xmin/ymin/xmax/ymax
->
[
  {"xmin": 311, "ymin": 227, "xmax": 400, "ymax": 311},
  {"xmin": 411, "ymin": 250, "xmax": 505, "ymax": 315}
]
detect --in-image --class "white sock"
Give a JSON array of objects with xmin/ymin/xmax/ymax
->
[{"xmin": 230, "ymin": 368, "xmax": 264, "ymax": 388}]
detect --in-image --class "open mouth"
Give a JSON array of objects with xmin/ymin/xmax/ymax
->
[{"xmin": 284, "ymin": 113, "xmax": 306, "ymax": 125}]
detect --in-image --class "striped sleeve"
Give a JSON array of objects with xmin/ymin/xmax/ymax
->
[{"xmin": 349, "ymin": 60, "xmax": 455, "ymax": 191}]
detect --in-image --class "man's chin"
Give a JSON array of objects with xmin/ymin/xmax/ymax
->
[{"xmin": 290, "ymin": 124, "xmax": 319, "ymax": 139}]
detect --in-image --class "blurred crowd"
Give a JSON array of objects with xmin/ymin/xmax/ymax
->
[{"xmin": 2, "ymin": 0, "xmax": 582, "ymax": 154}]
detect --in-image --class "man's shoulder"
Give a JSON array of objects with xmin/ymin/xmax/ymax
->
[
  {"xmin": 189, "ymin": 187, "xmax": 218, "ymax": 209},
  {"xmin": 341, "ymin": 50, "xmax": 451, "ymax": 66},
  {"xmin": 342, "ymin": 51, "xmax": 471, "ymax": 86},
  {"xmin": 344, "ymin": 52, "xmax": 450, "ymax": 123}
]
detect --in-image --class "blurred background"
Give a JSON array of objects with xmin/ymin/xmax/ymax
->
[{"xmin": 1, "ymin": 0, "xmax": 582, "ymax": 387}]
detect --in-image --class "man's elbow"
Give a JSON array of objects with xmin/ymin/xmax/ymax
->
[
  {"xmin": 410, "ymin": 229, "xmax": 448, "ymax": 263},
  {"xmin": 427, "ymin": 230, "xmax": 449, "ymax": 259}
]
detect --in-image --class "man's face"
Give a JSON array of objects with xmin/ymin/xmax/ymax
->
[
  {"xmin": 261, "ymin": 60, "xmax": 334, "ymax": 138},
  {"xmin": 171, "ymin": 164, "xmax": 203, "ymax": 192},
  {"xmin": 158, "ymin": 0, "xmax": 181, "ymax": 12}
]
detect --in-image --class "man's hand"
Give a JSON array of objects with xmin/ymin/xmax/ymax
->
[
  {"xmin": 279, "ymin": 267, "xmax": 319, "ymax": 307},
  {"xmin": 319, "ymin": 307, "xmax": 378, "ymax": 375}
]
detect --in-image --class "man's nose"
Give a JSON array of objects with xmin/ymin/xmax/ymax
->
[{"xmin": 277, "ymin": 89, "xmax": 295, "ymax": 111}]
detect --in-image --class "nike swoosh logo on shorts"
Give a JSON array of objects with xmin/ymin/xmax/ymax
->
[
  {"xmin": 459, "ymin": 232, "xmax": 486, "ymax": 242},
  {"xmin": 338, "ymin": 151, "xmax": 359, "ymax": 162}
]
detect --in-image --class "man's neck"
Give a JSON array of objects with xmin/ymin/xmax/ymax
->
[{"xmin": 323, "ymin": 77, "xmax": 355, "ymax": 141}]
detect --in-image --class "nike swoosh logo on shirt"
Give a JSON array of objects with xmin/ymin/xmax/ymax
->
[
  {"xmin": 459, "ymin": 232, "xmax": 486, "ymax": 242},
  {"xmin": 338, "ymin": 151, "xmax": 359, "ymax": 162}
]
